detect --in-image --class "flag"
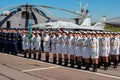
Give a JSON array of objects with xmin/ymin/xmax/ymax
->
[
  {"xmin": 29, "ymin": 19, "xmax": 32, "ymax": 35},
  {"xmin": 28, "ymin": 19, "xmax": 32, "ymax": 39}
]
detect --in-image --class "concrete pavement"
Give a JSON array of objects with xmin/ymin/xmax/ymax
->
[{"xmin": 0, "ymin": 53, "xmax": 120, "ymax": 80}]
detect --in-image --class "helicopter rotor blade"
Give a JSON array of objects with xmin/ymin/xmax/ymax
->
[{"xmin": 39, "ymin": 5, "xmax": 80, "ymax": 16}]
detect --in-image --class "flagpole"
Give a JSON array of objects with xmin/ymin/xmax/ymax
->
[{"xmin": 29, "ymin": 19, "xmax": 32, "ymax": 58}]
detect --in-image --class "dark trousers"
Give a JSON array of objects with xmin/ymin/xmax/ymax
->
[{"xmin": 12, "ymin": 43, "xmax": 18, "ymax": 55}]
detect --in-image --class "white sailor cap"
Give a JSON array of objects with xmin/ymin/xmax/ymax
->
[
  {"xmin": 79, "ymin": 32, "xmax": 82, "ymax": 34},
  {"xmin": 115, "ymin": 32, "xmax": 118, "ymax": 34},
  {"xmin": 83, "ymin": 31, "xmax": 87, "ymax": 34},
  {"xmin": 91, "ymin": 31, "xmax": 96, "ymax": 34},
  {"xmin": 96, "ymin": 31, "xmax": 100, "ymax": 34},
  {"xmin": 107, "ymin": 32, "xmax": 111, "ymax": 34},
  {"xmin": 69, "ymin": 31, "xmax": 73, "ymax": 33}
]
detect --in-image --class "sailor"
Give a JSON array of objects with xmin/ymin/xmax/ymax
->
[
  {"xmin": 75, "ymin": 32, "xmax": 83, "ymax": 69},
  {"xmin": 100, "ymin": 33, "xmax": 110, "ymax": 70},
  {"xmin": 110, "ymin": 33, "xmax": 119, "ymax": 68},
  {"xmin": 62, "ymin": 32, "xmax": 69, "ymax": 66},
  {"xmin": 89, "ymin": 32, "xmax": 99, "ymax": 72},
  {"xmin": 2, "ymin": 29, "xmax": 5, "ymax": 53},
  {"xmin": 22, "ymin": 32, "xmax": 27, "ymax": 57},
  {"xmin": 0, "ymin": 29, "xmax": 2, "ymax": 52},
  {"xmin": 17, "ymin": 29, "xmax": 22, "ymax": 54},
  {"xmin": 56, "ymin": 31, "xmax": 63, "ymax": 65},
  {"xmin": 87, "ymin": 31, "xmax": 92, "ymax": 67},
  {"xmin": 68, "ymin": 32, "xmax": 75, "ymax": 68},
  {"xmin": 74, "ymin": 32, "xmax": 78, "ymax": 65},
  {"xmin": 0, "ymin": 29, "xmax": 4, "ymax": 52},
  {"xmin": 82, "ymin": 32, "xmax": 90, "ymax": 70},
  {"xmin": 34, "ymin": 32, "xmax": 41, "ymax": 60},
  {"xmin": 30, "ymin": 32, "xmax": 36, "ymax": 59},
  {"xmin": 51, "ymin": 32, "xmax": 57, "ymax": 64},
  {"xmin": 97, "ymin": 32, "xmax": 103, "ymax": 68},
  {"xmin": 119, "ymin": 33, "xmax": 120, "ymax": 63},
  {"xmin": 41, "ymin": 30, "xmax": 45, "ymax": 53},
  {"xmin": 11, "ymin": 30, "xmax": 18, "ymax": 55},
  {"xmin": 108, "ymin": 32, "xmax": 114, "ymax": 66},
  {"xmin": 43, "ymin": 32, "xmax": 50, "ymax": 62},
  {"xmin": 8, "ymin": 29, "xmax": 12, "ymax": 54},
  {"xmin": 106, "ymin": 32, "xmax": 111, "ymax": 67},
  {"xmin": 25, "ymin": 32, "xmax": 30, "ymax": 58},
  {"xmin": 3, "ymin": 30, "xmax": 9, "ymax": 53}
]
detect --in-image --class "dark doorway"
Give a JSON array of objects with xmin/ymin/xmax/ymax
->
[{"xmin": 6, "ymin": 21, "xmax": 11, "ymax": 29}]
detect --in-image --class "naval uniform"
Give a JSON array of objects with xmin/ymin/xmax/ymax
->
[
  {"xmin": 100, "ymin": 37, "xmax": 109, "ymax": 57},
  {"xmin": 34, "ymin": 35, "xmax": 41, "ymax": 50},
  {"xmin": 82, "ymin": 37, "xmax": 90, "ymax": 58},
  {"xmin": 51, "ymin": 35, "xmax": 57, "ymax": 53},
  {"xmin": 89, "ymin": 37, "xmax": 99, "ymax": 59},
  {"xmin": 56, "ymin": 35, "xmax": 62, "ymax": 54},
  {"xmin": 68, "ymin": 36, "xmax": 75, "ymax": 55},
  {"xmin": 0, "ymin": 32, "xmax": 2, "ymax": 52},
  {"xmin": 62, "ymin": 35, "xmax": 69, "ymax": 54},
  {"xmin": 22, "ymin": 34, "xmax": 26, "ymax": 50},
  {"xmin": 8, "ymin": 32, "xmax": 12, "ymax": 53},
  {"xmin": 110, "ymin": 37, "xmax": 119, "ymax": 55},
  {"xmin": 43, "ymin": 35, "xmax": 50, "ymax": 52},
  {"xmin": 75, "ymin": 36, "xmax": 83, "ymax": 57},
  {"xmin": 3, "ymin": 32, "xmax": 8, "ymax": 53},
  {"xmin": 17, "ymin": 32, "xmax": 22, "ymax": 53},
  {"xmin": 30, "ymin": 35, "xmax": 35, "ymax": 50},
  {"xmin": 25, "ymin": 34, "xmax": 30, "ymax": 50},
  {"xmin": 98, "ymin": 37, "xmax": 102, "ymax": 56},
  {"xmin": 12, "ymin": 33, "xmax": 18, "ymax": 55}
]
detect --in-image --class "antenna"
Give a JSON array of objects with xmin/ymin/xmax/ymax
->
[
  {"xmin": 84, "ymin": 2, "xmax": 90, "ymax": 9},
  {"xmin": 78, "ymin": 0, "xmax": 83, "ymax": 9}
]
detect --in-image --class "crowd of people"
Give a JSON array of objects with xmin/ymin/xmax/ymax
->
[{"xmin": 0, "ymin": 28, "xmax": 120, "ymax": 72}]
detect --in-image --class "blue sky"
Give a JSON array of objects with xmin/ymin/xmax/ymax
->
[{"xmin": 0, "ymin": 0, "xmax": 120, "ymax": 22}]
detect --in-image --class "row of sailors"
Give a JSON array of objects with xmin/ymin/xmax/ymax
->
[
  {"xmin": 0, "ymin": 29, "xmax": 120, "ymax": 72},
  {"xmin": 0, "ymin": 29, "xmax": 22, "ymax": 54},
  {"xmin": 22, "ymin": 30, "xmax": 120, "ymax": 72}
]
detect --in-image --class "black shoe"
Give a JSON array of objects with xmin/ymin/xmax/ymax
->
[
  {"xmin": 33, "ymin": 54, "xmax": 36, "ymax": 59},
  {"xmin": 24, "ymin": 52, "xmax": 27, "ymax": 58},
  {"xmin": 70, "ymin": 60, "xmax": 74, "ymax": 68},
  {"xmin": 119, "ymin": 56, "xmax": 120, "ymax": 63},
  {"xmin": 77, "ymin": 61, "xmax": 81, "ymax": 69},
  {"xmin": 38, "ymin": 54, "xmax": 41, "ymax": 60},
  {"xmin": 108, "ymin": 60, "xmax": 111, "ymax": 67},
  {"xmin": 28, "ymin": 53, "xmax": 31, "ymax": 58},
  {"xmin": 58, "ymin": 58, "xmax": 62, "ymax": 65},
  {"xmin": 104, "ymin": 62, "xmax": 108, "ymax": 70},
  {"xmin": 75, "ymin": 57, "xmax": 78, "ymax": 65},
  {"xmin": 93, "ymin": 64, "xmax": 97, "ymax": 72},
  {"xmin": 53, "ymin": 57, "xmax": 57, "ymax": 64},
  {"xmin": 114, "ymin": 60, "xmax": 118, "ymax": 68},
  {"xmin": 63, "ymin": 59, "xmax": 68, "ymax": 66},
  {"xmin": 45, "ymin": 56, "xmax": 49, "ymax": 62},
  {"xmin": 98, "ymin": 62, "xmax": 102, "ymax": 68},
  {"xmin": 89, "ymin": 59, "xmax": 92, "ymax": 67},
  {"xmin": 85, "ymin": 63, "xmax": 89, "ymax": 71}
]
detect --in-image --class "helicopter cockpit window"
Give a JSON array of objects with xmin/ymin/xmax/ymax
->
[{"xmin": 21, "ymin": 11, "xmax": 29, "ymax": 19}]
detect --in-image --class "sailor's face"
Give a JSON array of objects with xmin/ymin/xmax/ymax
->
[
  {"xmin": 83, "ymin": 34, "xmax": 87, "ymax": 37},
  {"xmin": 77, "ymin": 33, "xmax": 80, "ymax": 37},
  {"xmin": 103, "ymin": 34, "xmax": 106, "ymax": 37},
  {"xmin": 36, "ymin": 33, "xmax": 39, "ymax": 36},
  {"xmin": 63, "ymin": 33, "xmax": 66, "ymax": 36},
  {"xmin": 69, "ymin": 33, "xmax": 72, "ymax": 36},
  {"xmin": 91, "ymin": 34, "xmax": 95, "ymax": 38},
  {"xmin": 52, "ymin": 33, "xmax": 55, "ymax": 36}
]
